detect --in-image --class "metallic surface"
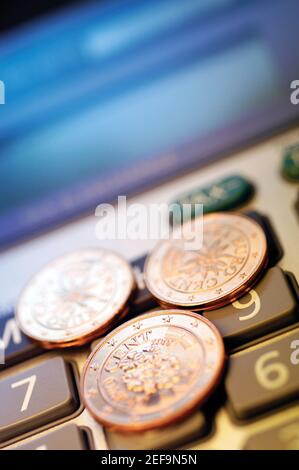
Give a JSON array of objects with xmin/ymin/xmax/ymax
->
[
  {"xmin": 16, "ymin": 249, "xmax": 136, "ymax": 348},
  {"xmin": 1, "ymin": 123, "xmax": 299, "ymax": 449},
  {"xmin": 144, "ymin": 213, "xmax": 267, "ymax": 311},
  {"xmin": 81, "ymin": 310, "xmax": 225, "ymax": 432}
]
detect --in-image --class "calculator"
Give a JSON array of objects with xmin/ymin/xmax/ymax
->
[{"xmin": 0, "ymin": 0, "xmax": 299, "ymax": 450}]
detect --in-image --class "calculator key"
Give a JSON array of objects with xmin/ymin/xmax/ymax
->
[
  {"xmin": 282, "ymin": 143, "xmax": 299, "ymax": 182},
  {"xmin": 226, "ymin": 328, "xmax": 299, "ymax": 420},
  {"xmin": 244, "ymin": 417, "xmax": 299, "ymax": 450},
  {"xmin": 204, "ymin": 268, "xmax": 298, "ymax": 349},
  {"xmin": 10, "ymin": 424, "xmax": 88, "ymax": 450},
  {"xmin": 170, "ymin": 174, "xmax": 254, "ymax": 225},
  {"xmin": 0, "ymin": 310, "xmax": 41, "ymax": 369},
  {"xmin": 245, "ymin": 211, "xmax": 283, "ymax": 267},
  {"xmin": 130, "ymin": 255, "xmax": 157, "ymax": 315},
  {"xmin": 0, "ymin": 357, "xmax": 79, "ymax": 443},
  {"xmin": 106, "ymin": 412, "xmax": 207, "ymax": 450}
]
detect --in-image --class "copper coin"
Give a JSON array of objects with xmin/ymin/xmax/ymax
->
[
  {"xmin": 81, "ymin": 309, "xmax": 225, "ymax": 432},
  {"xmin": 144, "ymin": 212, "xmax": 267, "ymax": 311},
  {"xmin": 16, "ymin": 249, "xmax": 136, "ymax": 348}
]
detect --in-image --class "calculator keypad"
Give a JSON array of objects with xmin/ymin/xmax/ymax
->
[{"xmin": 0, "ymin": 132, "xmax": 299, "ymax": 451}]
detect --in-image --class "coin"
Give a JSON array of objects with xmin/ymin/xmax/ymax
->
[
  {"xmin": 144, "ymin": 212, "xmax": 267, "ymax": 311},
  {"xmin": 16, "ymin": 249, "xmax": 136, "ymax": 348},
  {"xmin": 81, "ymin": 309, "xmax": 225, "ymax": 432}
]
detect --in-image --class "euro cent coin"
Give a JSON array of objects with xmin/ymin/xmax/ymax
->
[
  {"xmin": 81, "ymin": 309, "xmax": 225, "ymax": 432},
  {"xmin": 16, "ymin": 249, "xmax": 136, "ymax": 348},
  {"xmin": 144, "ymin": 212, "xmax": 267, "ymax": 311}
]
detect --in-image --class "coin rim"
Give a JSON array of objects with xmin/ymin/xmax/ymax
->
[
  {"xmin": 80, "ymin": 309, "xmax": 226, "ymax": 432},
  {"xmin": 16, "ymin": 248, "xmax": 136, "ymax": 348},
  {"xmin": 144, "ymin": 212, "xmax": 268, "ymax": 310}
]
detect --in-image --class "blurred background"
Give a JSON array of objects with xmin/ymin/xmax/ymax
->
[
  {"xmin": 1, "ymin": 0, "xmax": 82, "ymax": 32},
  {"xmin": 0, "ymin": 0, "xmax": 299, "ymax": 248}
]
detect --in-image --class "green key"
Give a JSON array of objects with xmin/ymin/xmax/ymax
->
[
  {"xmin": 282, "ymin": 144, "xmax": 299, "ymax": 182},
  {"xmin": 169, "ymin": 174, "xmax": 254, "ymax": 225}
]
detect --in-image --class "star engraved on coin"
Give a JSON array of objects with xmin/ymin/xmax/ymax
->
[
  {"xmin": 144, "ymin": 213, "xmax": 267, "ymax": 311},
  {"xmin": 162, "ymin": 315, "xmax": 173, "ymax": 323},
  {"xmin": 16, "ymin": 249, "xmax": 135, "ymax": 348},
  {"xmin": 133, "ymin": 321, "xmax": 143, "ymax": 330},
  {"xmin": 81, "ymin": 310, "xmax": 225, "ymax": 432}
]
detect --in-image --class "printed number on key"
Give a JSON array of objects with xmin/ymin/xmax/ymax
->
[
  {"xmin": 255, "ymin": 340, "xmax": 299, "ymax": 390},
  {"xmin": 255, "ymin": 351, "xmax": 289, "ymax": 390},
  {"xmin": 232, "ymin": 289, "xmax": 261, "ymax": 321}
]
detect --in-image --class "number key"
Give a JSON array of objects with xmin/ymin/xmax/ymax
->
[
  {"xmin": 226, "ymin": 328, "xmax": 299, "ymax": 419},
  {"xmin": 204, "ymin": 268, "xmax": 298, "ymax": 349},
  {"xmin": 0, "ymin": 357, "xmax": 79, "ymax": 443}
]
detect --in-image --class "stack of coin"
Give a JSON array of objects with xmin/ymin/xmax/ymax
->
[
  {"xmin": 81, "ymin": 309, "xmax": 225, "ymax": 432},
  {"xmin": 144, "ymin": 212, "xmax": 268, "ymax": 311},
  {"xmin": 16, "ymin": 249, "xmax": 136, "ymax": 348}
]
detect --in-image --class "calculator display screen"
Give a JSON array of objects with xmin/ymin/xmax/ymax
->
[{"xmin": 0, "ymin": 37, "xmax": 281, "ymax": 214}]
